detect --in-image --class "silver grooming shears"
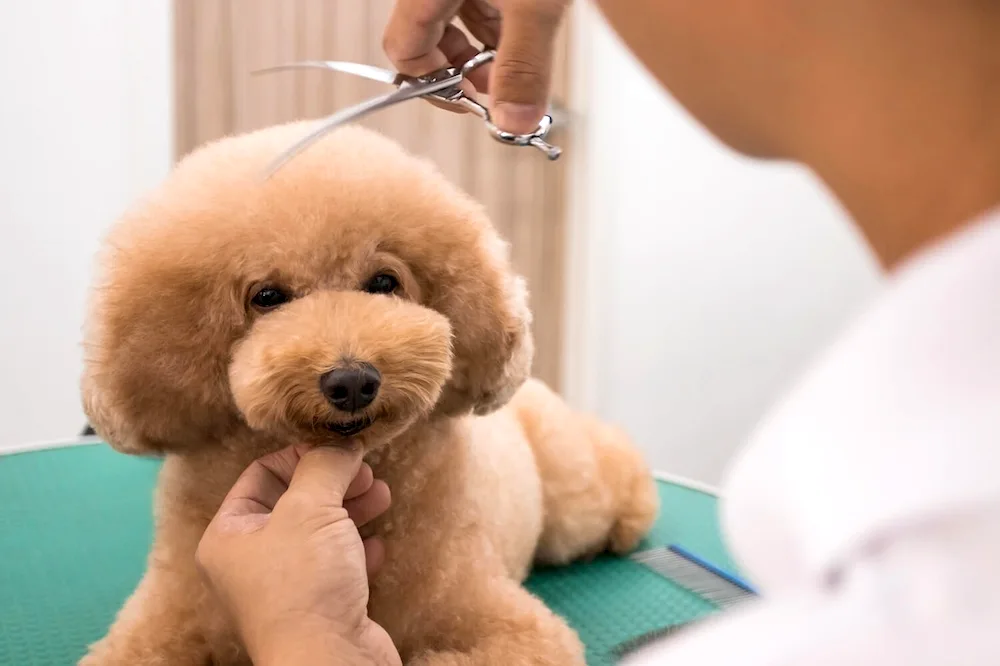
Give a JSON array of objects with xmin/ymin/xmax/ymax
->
[{"xmin": 254, "ymin": 50, "xmax": 561, "ymax": 177}]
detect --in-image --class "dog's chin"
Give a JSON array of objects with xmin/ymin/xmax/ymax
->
[
  {"xmin": 324, "ymin": 415, "xmax": 376, "ymax": 438},
  {"xmin": 252, "ymin": 404, "xmax": 427, "ymax": 451}
]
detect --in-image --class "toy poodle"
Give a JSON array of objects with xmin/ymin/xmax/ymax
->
[{"xmin": 79, "ymin": 123, "xmax": 659, "ymax": 665}]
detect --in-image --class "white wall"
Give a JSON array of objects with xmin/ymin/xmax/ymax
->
[
  {"xmin": 564, "ymin": 8, "xmax": 884, "ymax": 486},
  {"xmin": 0, "ymin": 1, "xmax": 172, "ymax": 450}
]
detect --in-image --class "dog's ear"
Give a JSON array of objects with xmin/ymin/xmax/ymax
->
[
  {"xmin": 81, "ymin": 364, "xmax": 185, "ymax": 456},
  {"xmin": 80, "ymin": 214, "xmax": 245, "ymax": 455},
  {"xmin": 427, "ymin": 225, "xmax": 534, "ymax": 416}
]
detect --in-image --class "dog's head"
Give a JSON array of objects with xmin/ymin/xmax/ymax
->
[{"xmin": 82, "ymin": 124, "xmax": 532, "ymax": 454}]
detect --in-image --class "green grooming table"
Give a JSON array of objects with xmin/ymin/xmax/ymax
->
[{"xmin": 0, "ymin": 443, "xmax": 735, "ymax": 665}]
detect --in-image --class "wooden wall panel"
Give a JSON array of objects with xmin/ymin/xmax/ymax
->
[{"xmin": 174, "ymin": 0, "xmax": 570, "ymax": 390}]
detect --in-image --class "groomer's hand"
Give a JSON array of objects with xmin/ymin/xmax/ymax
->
[
  {"xmin": 383, "ymin": 0, "xmax": 570, "ymax": 133},
  {"xmin": 196, "ymin": 445, "xmax": 400, "ymax": 666}
]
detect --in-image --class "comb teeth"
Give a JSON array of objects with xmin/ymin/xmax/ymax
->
[
  {"xmin": 630, "ymin": 546, "xmax": 756, "ymax": 609},
  {"xmin": 611, "ymin": 622, "xmax": 691, "ymax": 658}
]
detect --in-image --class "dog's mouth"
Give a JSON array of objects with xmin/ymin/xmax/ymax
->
[{"xmin": 324, "ymin": 415, "xmax": 376, "ymax": 437}]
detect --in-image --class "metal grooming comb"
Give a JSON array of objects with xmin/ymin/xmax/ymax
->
[
  {"xmin": 630, "ymin": 544, "xmax": 757, "ymax": 610},
  {"xmin": 612, "ymin": 622, "xmax": 694, "ymax": 660}
]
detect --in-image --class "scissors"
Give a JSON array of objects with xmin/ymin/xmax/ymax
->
[{"xmin": 253, "ymin": 50, "xmax": 561, "ymax": 177}]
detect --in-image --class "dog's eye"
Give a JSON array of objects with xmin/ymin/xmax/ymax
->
[
  {"xmin": 364, "ymin": 273, "xmax": 399, "ymax": 295},
  {"xmin": 250, "ymin": 287, "xmax": 290, "ymax": 310}
]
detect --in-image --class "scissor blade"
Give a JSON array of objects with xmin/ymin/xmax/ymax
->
[
  {"xmin": 263, "ymin": 75, "xmax": 461, "ymax": 178},
  {"xmin": 252, "ymin": 60, "xmax": 400, "ymax": 86}
]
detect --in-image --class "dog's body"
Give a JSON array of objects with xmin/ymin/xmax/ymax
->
[{"xmin": 80, "ymin": 124, "xmax": 658, "ymax": 665}]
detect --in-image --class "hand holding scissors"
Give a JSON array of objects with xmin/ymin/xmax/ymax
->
[
  {"xmin": 382, "ymin": 0, "xmax": 570, "ymax": 135},
  {"xmin": 256, "ymin": 50, "xmax": 561, "ymax": 178}
]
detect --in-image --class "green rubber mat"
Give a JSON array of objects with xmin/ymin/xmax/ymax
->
[{"xmin": 0, "ymin": 444, "xmax": 735, "ymax": 665}]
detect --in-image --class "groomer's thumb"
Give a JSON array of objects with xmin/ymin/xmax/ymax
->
[
  {"xmin": 491, "ymin": 0, "xmax": 568, "ymax": 134},
  {"xmin": 284, "ymin": 446, "xmax": 364, "ymax": 509}
]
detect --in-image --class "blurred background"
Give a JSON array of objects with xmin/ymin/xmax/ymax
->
[{"xmin": 0, "ymin": 0, "xmax": 883, "ymax": 485}]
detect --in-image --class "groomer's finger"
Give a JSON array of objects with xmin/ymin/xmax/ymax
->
[
  {"xmin": 282, "ymin": 446, "xmax": 364, "ymax": 509},
  {"xmin": 490, "ymin": 0, "xmax": 568, "ymax": 133},
  {"xmin": 364, "ymin": 537, "xmax": 386, "ymax": 576},
  {"xmin": 344, "ymin": 462, "xmax": 374, "ymax": 500},
  {"xmin": 457, "ymin": 0, "xmax": 502, "ymax": 91},
  {"xmin": 344, "ymin": 480, "xmax": 392, "ymax": 527},
  {"xmin": 220, "ymin": 446, "xmax": 374, "ymax": 515},
  {"xmin": 459, "ymin": 0, "xmax": 501, "ymax": 50},
  {"xmin": 433, "ymin": 24, "xmax": 482, "ymax": 103},
  {"xmin": 218, "ymin": 445, "xmax": 301, "ymax": 514},
  {"xmin": 438, "ymin": 24, "xmax": 486, "ymax": 93},
  {"xmin": 384, "ymin": 0, "xmax": 464, "ymax": 76},
  {"xmin": 438, "ymin": 22, "xmax": 478, "ymax": 63}
]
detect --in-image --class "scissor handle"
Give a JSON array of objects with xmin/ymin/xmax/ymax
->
[
  {"xmin": 461, "ymin": 49, "xmax": 496, "ymax": 77},
  {"xmin": 446, "ymin": 51, "xmax": 562, "ymax": 160},
  {"xmin": 486, "ymin": 115, "xmax": 562, "ymax": 160}
]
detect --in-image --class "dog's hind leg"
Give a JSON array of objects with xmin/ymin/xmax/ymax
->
[{"xmin": 507, "ymin": 379, "xmax": 660, "ymax": 565}]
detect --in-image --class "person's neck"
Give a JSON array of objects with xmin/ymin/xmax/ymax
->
[{"xmin": 793, "ymin": 5, "xmax": 1000, "ymax": 268}]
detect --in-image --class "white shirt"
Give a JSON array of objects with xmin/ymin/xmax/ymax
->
[{"xmin": 626, "ymin": 209, "xmax": 1000, "ymax": 664}]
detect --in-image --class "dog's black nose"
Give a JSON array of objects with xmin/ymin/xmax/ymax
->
[{"xmin": 320, "ymin": 363, "xmax": 381, "ymax": 413}]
